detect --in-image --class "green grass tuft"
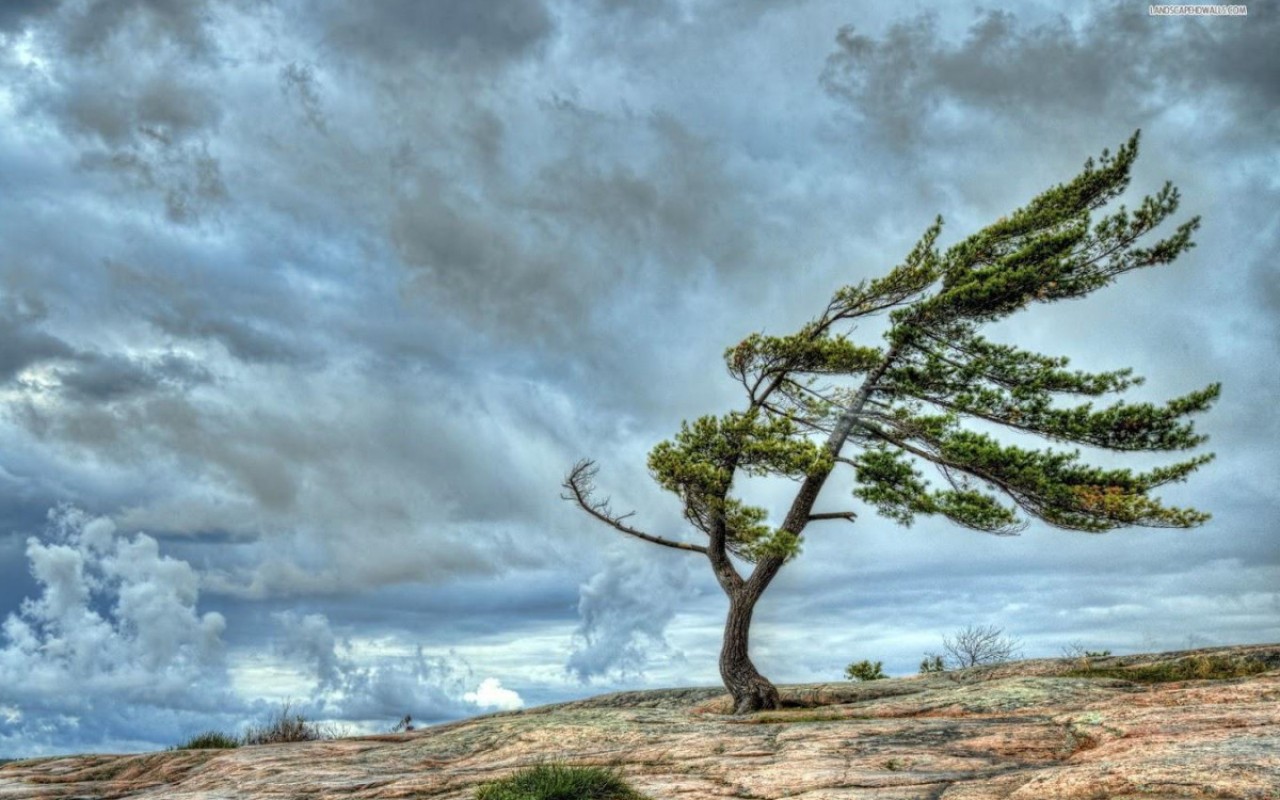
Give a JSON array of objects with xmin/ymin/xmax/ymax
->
[
  {"xmin": 475, "ymin": 763, "xmax": 648, "ymax": 800},
  {"xmin": 172, "ymin": 730, "xmax": 241, "ymax": 750}
]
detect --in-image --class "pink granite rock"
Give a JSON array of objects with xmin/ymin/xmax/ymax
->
[{"xmin": 1, "ymin": 644, "xmax": 1276, "ymax": 799}]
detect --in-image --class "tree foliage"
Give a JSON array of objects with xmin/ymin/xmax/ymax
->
[
  {"xmin": 844, "ymin": 659, "xmax": 888, "ymax": 681},
  {"xmin": 919, "ymin": 655, "xmax": 946, "ymax": 675}
]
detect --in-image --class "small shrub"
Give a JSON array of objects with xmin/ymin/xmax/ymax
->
[
  {"xmin": 474, "ymin": 763, "xmax": 647, "ymax": 800},
  {"xmin": 941, "ymin": 625, "xmax": 1021, "ymax": 669},
  {"xmin": 844, "ymin": 659, "xmax": 887, "ymax": 681},
  {"xmin": 242, "ymin": 701, "xmax": 332, "ymax": 745},
  {"xmin": 172, "ymin": 730, "xmax": 240, "ymax": 750},
  {"xmin": 1061, "ymin": 642, "xmax": 1112, "ymax": 660},
  {"xmin": 918, "ymin": 654, "xmax": 945, "ymax": 674},
  {"xmin": 391, "ymin": 714, "xmax": 415, "ymax": 733}
]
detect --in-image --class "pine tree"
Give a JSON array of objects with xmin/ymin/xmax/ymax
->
[{"xmin": 563, "ymin": 132, "xmax": 1217, "ymax": 713}]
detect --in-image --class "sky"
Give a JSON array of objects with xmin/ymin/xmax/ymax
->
[{"xmin": 0, "ymin": 0, "xmax": 1276, "ymax": 758}]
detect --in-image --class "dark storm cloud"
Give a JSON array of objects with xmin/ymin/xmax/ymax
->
[
  {"xmin": 49, "ymin": 71, "xmax": 222, "ymax": 146},
  {"xmin": 821, "ymin": 4, "xmax": 1278, "ymax": 144},
  {"xmin": 53, "ymin": 351, "xmax": 211, "ymax": 402},
  {"xmin": 0, "ymin": 0, "xmax": 51, "ymax": 33},
  {"xmin": 390, "ymin": 108, "xmax": 772, "ymax": 349},
  {"xmin": 3, "ymin": 351, "xmax": 590, "ymax": 597},
  {"xmin": 0, "ymin": 299, "xmax": 74, "ymax": 384},
  {"xmin": 59, "ymin": 0, "xmax": 220, "ymax": 56},
  {"xmin": 103, "ymin": 259, "xmax": 311, "ymax": 365},
  {"xmin": 312, "ymin": 0, "xmax": 553, "ymax": 67},
  {"xmin": 585, "ymin": 0, "xmax": 674, "ymax": 15},
  {"xmin": 279, "ymin": 62, "xmax": 327, "ymax": 134},
  {"xmin": 0, "ymin": 292, "xmax": 210, "ymax": 400},
  {"xmin": 15, "ymin": 0, "xmax": 224, "ymax": 140},
  {"xmin": 4, "ymin": 0, "xmax": 230, "ymax": 228}
]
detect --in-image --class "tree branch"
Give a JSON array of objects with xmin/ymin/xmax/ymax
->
[
  {"xmin": 561, "ymin": 461, "xmax": 708, "ymax": 555},
  {"xmin": 808, "ymin": 511, "xmax": 858, "ymax": 523},
  {"xmin": 745, "ymin": 343, "xmax": 907, "ymax": 597}
]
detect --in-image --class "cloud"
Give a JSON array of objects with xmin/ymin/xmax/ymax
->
[
  {"xmin": 464, "ymin": 677, "xmax": 524, "ymax": 711},
  {"xmin": 567, "ymin": 548, "xmax": 696, "ymax": 682},
  {"xmin": 0, "ymin": 291, "xmax": 212, "ymax": 403},
  {"xmin": 312, "ymin": 0, "xmax": 554, "ymax": 68},
  {"xmin": 820, "ymin": 4, "xmax": 1279, "ymax": 146},
  {"xmin": 53, "ymin": 351, "xmax": 212, "ymax": 402},
  {"xmin": 387, "ymin": 105, "xmax": 784, "ymax": 355},
  {"xmin": 57, "ymin": 0, "xmax": 222, "ymax": 57},
  {"xmin": 5, "ymin": 0, "xmax": 230, "ymax": 226},
  {"xmin": 3, "ymin": 325, "xmax": 585, "ymax": 598},
  {"xmin": 275, "ymin": 611, "xmax": 524, "ymax": 723},
  {"xmin": 279, "ymin": 62, "xmax": 327, "ymax": 134},
  {"xmin": 99, "ymin": 259, "xmax": 314, "ymax": 366},
  {"xmin": 0, "ymin": 0, "xmax": 49, "ymax": 33},
  {"xmin": 274, "ymin": 611, "xmax": 343, "ymax": 690},
  {"xmin": 0, "ymin": 507, "xmax": 534, "ymax": 756},
  {"xmin": 0, "ymin": 0, "xmax": 816, "ymax": 606},
  {"xmin": 0, "ymin": 506, "xmax": 237, "ymax": 756},
  {"xmin": 0, "ymin": 297, "xmax": 75, "ymax": 384}
]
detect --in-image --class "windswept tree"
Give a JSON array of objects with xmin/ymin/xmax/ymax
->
[{"xmin": 564, "ymin": 133, "xmax": 1217, "ymax": 713}]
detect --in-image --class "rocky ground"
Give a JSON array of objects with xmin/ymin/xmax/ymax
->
[{"xmin": 1, "ymin": 644, "xmax": 1277, "ymax": 799}]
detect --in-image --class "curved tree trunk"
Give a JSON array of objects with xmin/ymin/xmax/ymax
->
[{"xmin": 720, "ymin": 590, "xmax": 780, "ymax": 713}]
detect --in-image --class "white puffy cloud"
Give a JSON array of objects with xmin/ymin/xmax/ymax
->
[
  {"xmin": 464, "ymin": 677, "xmax": 524, "ymax": 711},
  {"xmin": 0, "ymin": 508, "xmax": 534, "ymax": 756},
  {"xmin": 0, "ymin": 506, "xmax": 237, "ymax": 756}
]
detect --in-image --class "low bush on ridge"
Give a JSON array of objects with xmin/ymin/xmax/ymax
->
[
  {"xmin": 918, "ymin": 655, "xmax": 945, "ymax": 674},
  {"xmin": 844, "ymin": 659, "xmax": 887, "ymax": 681},
  {"xmin": 172, "ymin": 701, "xmax": 338, "ymax": 750},
  {"xmin": 241, "ymin": 701, "xmax": 333, "ymax": 745},
  {"xmin": 172, "ymin": 730, "xmax": 241, "ymax": 750},
  {"xmin": 1067, "ymin": 654, "xmax": 1268, "ymax": 683}
]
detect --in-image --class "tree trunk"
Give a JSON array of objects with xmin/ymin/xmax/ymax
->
[{"xmin": 720, "ymin": 590, "xmax": 780, "ymax": 713}]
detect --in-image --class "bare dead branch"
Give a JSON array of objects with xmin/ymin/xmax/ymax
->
[{"xmin": 561, "ymin": 460, "xmax": 707, "ymax": 554}]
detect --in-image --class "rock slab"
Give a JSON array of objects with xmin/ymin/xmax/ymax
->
[{"xmin": 1, "ymin": 644, "xmax": 1277, "ymax": 799}]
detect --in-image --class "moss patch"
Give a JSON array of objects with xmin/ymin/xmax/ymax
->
[{"xmin": 1066, "ymin": 654, "xmax": 1269, "ymax": 683}]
